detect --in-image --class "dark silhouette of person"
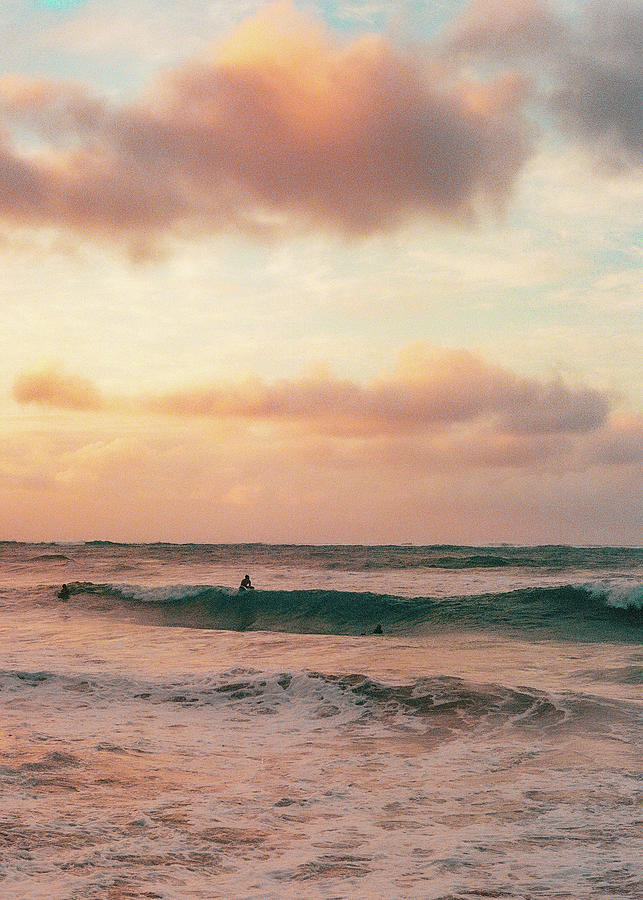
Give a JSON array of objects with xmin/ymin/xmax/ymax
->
[
  {"xmin": 57, "ymin": 584, "xmax": 70, "ymax": 600},
  {"xmin": 239, "ymin": 574, "xmax": 254, "ymax": 592}
]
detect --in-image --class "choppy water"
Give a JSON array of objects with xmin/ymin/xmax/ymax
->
[{"xmin": 1, "ymin": 543, "xmax": 641, "ymax": 898}]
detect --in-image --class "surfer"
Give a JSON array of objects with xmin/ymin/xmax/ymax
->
[
  {"xmin": 238, "ymin": 574, "xmax": 254, "ymax": 592},
  {"xmin": 57, "ymin": 584, "xmax": 70, "ymax": 600}
]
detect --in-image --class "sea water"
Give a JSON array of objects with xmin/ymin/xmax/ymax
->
[{"xmin": 0, "ymin": 542, "xmax": 641, "ymax": 899}]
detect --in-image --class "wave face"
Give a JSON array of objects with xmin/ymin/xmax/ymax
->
[{"xmin": 62, "ymin": 581, "xmax": 643, "ymax": 640}]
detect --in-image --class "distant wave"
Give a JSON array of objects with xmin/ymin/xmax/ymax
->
[
  {"xmin": 12, "ymin": 541, "xmax": 637, "ymax": 571},
  {"xmin": 361, "ymin": 553, "xmax": 515, "ymax": 568},
  {"xmin": 31, "ymin": 553, "xmax": 73, "ymax": 563},
  {"xmin": 83, "ymin": 540, "xmax": 119, "ymax": 546},
  {"xmin": 58, "ymin": 581, "xmax": 643, "ymax": 641}
]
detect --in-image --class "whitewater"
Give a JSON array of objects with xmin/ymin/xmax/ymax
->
[{"xmin": 1, "ymin": 543, "xmax": 641, "ymax": 899}]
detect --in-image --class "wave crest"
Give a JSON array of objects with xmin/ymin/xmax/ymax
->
[{"xmin": 583, "ymin": 581, "xmax": 643, "ymax": 610}]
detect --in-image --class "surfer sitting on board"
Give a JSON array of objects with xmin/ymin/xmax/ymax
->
[
  {"xmin": 57, "ymin": 584, "xmax": 70, "ymax": 600},
  {"xmin": 238, "ymin": 574, "xmax": 254, "ymax": 592}
]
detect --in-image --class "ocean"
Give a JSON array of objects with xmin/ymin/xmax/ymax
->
[{"xmin": 1, "ymin": 542, "xmax": 641, "ymax": 899}]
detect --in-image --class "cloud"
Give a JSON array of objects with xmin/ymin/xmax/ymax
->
[
  {"xmin": 583, "ymin": 414, "xmax": 643, "ymax": 467},
  {"xmin": 550, "ymin": 2, "xmax": 643, "ymax": 169},
  {"xmin": 145, "ymin": 346, "xmax": 613, "ymax": 435},
  {"xmin": 0, "ymin": 2, "xmax": 532, "ymax": 246},
  {"xmin": 443, "ymin": 0, "xmax": 563, "ymax": 56},
  {"xmin": 443, "ymin": 0, "xmax": 643, "ymax": 168},
  {"xmin": 2, "ymin": 405, "xmax": 640, "ymax": 544},
  {"xmin": 13, "ymin": 368, "xmax": 105, "ymax": 410},
  {"xmin": 12, "ymin": 346, "xmax": 612, "ymax": 436}
]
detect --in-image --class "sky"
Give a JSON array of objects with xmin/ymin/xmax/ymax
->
[{"xmin": 0, "ymin": 0, "xmax": 641, "ymax": 544}]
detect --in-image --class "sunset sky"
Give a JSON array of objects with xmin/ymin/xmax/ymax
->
[{"xmin": 1, "ymin": 0, "xmax": 641, "ymax": 544}]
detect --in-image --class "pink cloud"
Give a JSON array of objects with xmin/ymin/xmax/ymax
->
[
  {"xmin": 582, "ymin": 415, "xmax": 643, "ymax": 467},
  {"xmin": 148, "ymin": 347, "xmax": 610, "ymax": 435},
  {"xmin": 12, "ymin": 347, "xmax": 611, "ymax": 436},
  {"xmin": 0, "ymin": 3, "xmax": 532, "ymax": 246}
]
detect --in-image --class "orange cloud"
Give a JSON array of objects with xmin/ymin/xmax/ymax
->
[
  {"xmin": 0, "ymin": 2, "xmax": 532, "ymax": 246},
  {"xmin": 147, "ymin": 347, "xmax": 610, "ymax": 436},
  {"xmin": 2, "ymin": 406, "xmax": 640, "ymax": 544},
  {"xmin": 13, "ymin": 369, "xmax": 105, "ymax": 411},
  {"xmin": 12, "ymin": 347, "xmax": 611, "ymax": 436}
]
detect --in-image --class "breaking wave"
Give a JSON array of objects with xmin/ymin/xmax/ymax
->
[
  {"xmin": 2, "ymin": 667, "xmax": 638, "ymax": 739},
  {"xmin": 58, "ymin": 581, "xmax": 642, "ymax": 640}
]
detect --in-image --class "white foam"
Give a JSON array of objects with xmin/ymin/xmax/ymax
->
[
  {"xmin": 108, "ymin": 583, "xmax": 232, "ymax": 603},
  {"xmin": 584, "ymin": 578, "xmax": 643, "ymax": 609}
]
